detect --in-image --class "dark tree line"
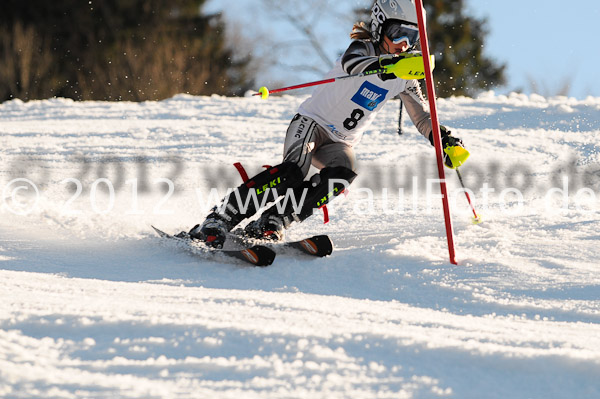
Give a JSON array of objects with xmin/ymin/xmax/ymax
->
[
  {"xmin": 355, "ymin": 0, "xmax": 505, "ymax": 97},
  {"xmin": 0, "ymin": 0, "xmax": 255, "ymax": 102}
]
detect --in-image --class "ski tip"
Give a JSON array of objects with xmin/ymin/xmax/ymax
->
[
  {"xmin": 300, "ymin": 235, "xmax": 333, "ymax": 257},
  {"xmin": 241, "ymin": 245, "xmax": 276, "ymax": 266},
  {"xmin": 151, "ymin": 225, "xmax": 168, "ymax": 237}
]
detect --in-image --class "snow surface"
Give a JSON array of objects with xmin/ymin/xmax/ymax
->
[{"xmin": 1, "ymin": 92, "xmax": 600, "ymax": 398}]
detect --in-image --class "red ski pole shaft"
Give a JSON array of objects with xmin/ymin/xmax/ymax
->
[
  {"xmin": 456, "ymin": 169, "xmax": 480, "ymax": 220},
  {"xmin": 254, "ymin": 78, "xmax": 336, "ymax": 96},
  {"xmin": 253, "ymin": 68, "xmax": 387, "ymax": 97}
]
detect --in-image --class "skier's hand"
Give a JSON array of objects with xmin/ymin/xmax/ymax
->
[
  {"xmin": 442, "ymin": 134, "xmax": 469, "ymax": 169},
  {"xmin": 378, "ymin": 54, "xmax": 403, "ymax": 81},
  {"xmin": 382, "ymin": 52, "xmax": 432, "ymax": 80},
  {"xmin": 429, "ymin": 127, "xmax": 470, "ymax": 169},
  {"xmin": 379, "ymin": 53, "xmax": 404, "ymax": 67}
]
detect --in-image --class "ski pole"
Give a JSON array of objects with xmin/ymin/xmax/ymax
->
[
  {"xmin": 397, "ymin": 99, "xmax": 403, "ymax": 135},
  {"xmin": 254, "ymin": 53, "xmax": 432, "ymax": 99},
  {"xmin": 253, "ymin": 68, "xmax": 387, "ymax": 99},
  {"xmin": 455, "ymin": 168, "xmax": 481, "ymax": 224}
]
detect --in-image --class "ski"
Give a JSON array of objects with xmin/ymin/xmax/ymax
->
[
  {"xmin": 151, "ymin": 226, "xmax": 276, "ymax": 267},
  {"xmin": 229, "ymin": 231, "xmax": 334, "ymax": 258},
  {"xmin": 285, "ymin": 235, "xmax": 334, "ymax": 257}
]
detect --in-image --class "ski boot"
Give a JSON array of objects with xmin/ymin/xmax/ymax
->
[
  {"xmin": 244, "ymin": 165, "xmax": 357, "ymax": 240},
  {"xmin": 244, "ymin": 213, "xmax": 286, "ymax": 242},
  {"xmin": 190, "ymin": 161, "xmax": 305, "ymax": 248},
  {"xmin": 188, "ymin": 212, "xmax": 230, "ymax": 248}
]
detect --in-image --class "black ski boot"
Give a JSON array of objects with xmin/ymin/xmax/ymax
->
[
  {"xmin": 191, "ymin": 162, "xmax": 305, "ymax": 248},
  {"xmin": 244, "ymin": 213, "xmax": 286, "ymax": 241},
  {"xmin": 245, "ymin": 166, "xmax": 357, "ymax": 239},
  {"xmin": 188, "ymin": 212, "xmax": 230, "ymax": 248}
]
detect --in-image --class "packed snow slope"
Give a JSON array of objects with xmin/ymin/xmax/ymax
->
[{"xmin": 1, "ymin": 92, "xmax": 600, "ymax": 398}]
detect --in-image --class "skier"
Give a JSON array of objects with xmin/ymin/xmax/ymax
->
[{"xmin": 188, "ymin": 0, "xmax": 468, "ymax": 248}]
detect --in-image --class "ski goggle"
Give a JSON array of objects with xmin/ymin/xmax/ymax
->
[{"xmin": 383, "ymin": 22, "xmax": 420, "ymax": 47}]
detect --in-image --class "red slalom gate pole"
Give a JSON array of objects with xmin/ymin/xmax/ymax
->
[{"xmin": 414, "ymin": 0, "xmax": 457, "ymax": 264}]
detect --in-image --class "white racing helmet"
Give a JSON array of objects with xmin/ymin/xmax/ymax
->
[{"xmin": 370, "ymin": 0, "xmax": 424, "ymax": 45}]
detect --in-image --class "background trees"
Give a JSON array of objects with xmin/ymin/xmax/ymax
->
[{"xmin": 0, "ymin": 0, "xmax": 254, "ymax": 102}]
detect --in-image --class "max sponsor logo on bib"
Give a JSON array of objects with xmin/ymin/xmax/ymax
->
[{"xmin": 351, "ymin": 81, "xmax": 389, "ymax": 111}]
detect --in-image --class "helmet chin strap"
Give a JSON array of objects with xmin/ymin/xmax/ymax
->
[{"xmin": 379, "ymin": 40, "xmax": 392, "ymax": 55}]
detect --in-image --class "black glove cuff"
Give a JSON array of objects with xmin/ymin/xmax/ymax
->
[
  {"xmin": 428, "ymin": 125, "xmax": 451, "ymax": 146},
  {"xmin": 378, "ymin": 54, "xmax": 401, "ymax": 67}
]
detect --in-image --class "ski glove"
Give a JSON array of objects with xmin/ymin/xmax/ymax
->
[
  {"xmin": 378, "ymin": 54, "xmax": 403, "ymax": 81},
  {"xmin": 429, "ymin": 126, "xmax": 470, "ymax": 169},
  {"xmin": 381, "ymin": 52, "xmax": 432, "ymax": 80}
]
